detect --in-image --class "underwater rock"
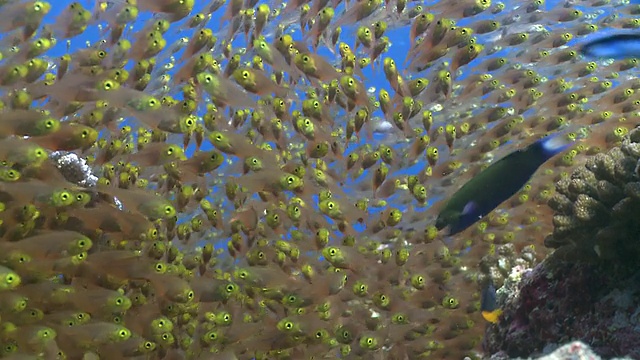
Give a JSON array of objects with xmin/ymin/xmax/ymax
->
[
  {"xmin": 50, "ymin": 151, "xmax": 98, "ymax": 187},
  {"xmin": 489, "ymin": 340, "xmax": 634, "ymax": 360},
  {"xmin": 484, "ymin": 258, "xmax": 640, "ymax": 359}
]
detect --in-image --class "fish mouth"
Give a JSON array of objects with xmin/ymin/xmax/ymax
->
[{"xmin": 435, "ymin": 214, "xmax": 449, "ymax": 231}]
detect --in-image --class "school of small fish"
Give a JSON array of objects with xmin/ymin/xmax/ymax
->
[{"xmin": 0, "ymin": 0, "xmax": 638, "ymax": 358}]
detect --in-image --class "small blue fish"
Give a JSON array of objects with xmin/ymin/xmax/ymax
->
[
  {"xmin": 580, "ymin": 34, "xmax": 640, "ymax": 59},
  {"xmin": 481, "ymin": 280, "xmax": 502, "ymax": 324},
  {"xmin": 435, "ymin": 134, "xmax": 572, "ymax": 235}
]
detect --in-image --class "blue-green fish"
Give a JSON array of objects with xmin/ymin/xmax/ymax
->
[{"xmin": 435, "ymin": 134, "xmax": 572, "ymax": 235}]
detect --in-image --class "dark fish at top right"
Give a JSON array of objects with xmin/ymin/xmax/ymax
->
[{"xmin": 580, "ymin": 33, "xmax": 640, "ymax": 59}]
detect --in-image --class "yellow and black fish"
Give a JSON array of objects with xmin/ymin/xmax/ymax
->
[{"xmin": 481, "ymin": 280, "xmax": 502, "ymax": 324}]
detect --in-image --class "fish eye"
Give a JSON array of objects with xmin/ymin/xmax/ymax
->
[
  {"xmin": 242, "ymin": 71, "xmax": 249, "ymax": 79},
  {"xmin": 5, "ymin": 274, "xmax": 16, "ymax": 283},
  {"xmin": 226, "ymin": 284, "xmax": 236, "ymax": 292},
  {"xmin": 158, "ymin": 319, "xmax": 166, "ymax": 328},
  {"xmin": 144, "ymin": 342, "xmax": 154, "ymax": 349},
  {"xmin": 187, "ymin": 291, "xmax": 194, "ymax": 299},
  {"xmin": 164, "ymin": 206, "xmax": 174, "ymax": 214}
]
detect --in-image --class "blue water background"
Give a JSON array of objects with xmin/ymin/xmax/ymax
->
[{"xmin": 0, "ymin": 0, "xmax": 627, "ymax": 254}]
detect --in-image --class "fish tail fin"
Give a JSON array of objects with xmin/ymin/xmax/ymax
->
[
  {"xmin": 539, "ymin": 132, "xmax": 574, "ymax": 158},
  {"xmin": 481, "ymin": 309, "xmax": 503, "ymax": 324}
]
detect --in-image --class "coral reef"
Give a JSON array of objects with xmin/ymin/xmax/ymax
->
[{"xmin": 485, "ymin": 129, "xmax": 640, "ymax": 359}]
